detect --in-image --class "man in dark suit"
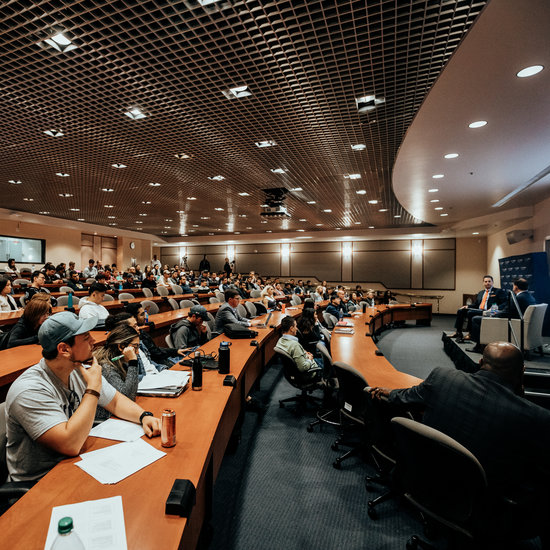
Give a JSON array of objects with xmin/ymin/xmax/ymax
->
[
  {"xmin": 450, "ymin": 275, "xmax": 506, "ymax": 342},
  {"xmin": 468, "ymin": 278, "xmax": 537, "ymax": 353}
]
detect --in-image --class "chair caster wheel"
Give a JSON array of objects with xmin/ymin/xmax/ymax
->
[
  {"xmin": 331, "ymin": 443, "xmax": 339, "ymax": 451},
  {"xmin": 306, "ymin": 425, "xmax": 313, "ymax": 433},
  {"xmin": 367, "ymin": 505, "xmax": 378, "ymax": 520},
  {"xmin": 333, "ymin": 460, "xmax": 342, "ymax": 469},
  {"xmin": 406, "ymin": 535, "xmax": 420, "ymax": 549}
]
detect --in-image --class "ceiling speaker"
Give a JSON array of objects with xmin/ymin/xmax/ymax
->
[{"xmin": 506, "ymin": 229, "xmax": 533, "ymax": 245}]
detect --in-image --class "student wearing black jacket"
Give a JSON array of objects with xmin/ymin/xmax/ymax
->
[{"xmin": 8, "ymin": 295, "xmax": 52, "ymax": 348}]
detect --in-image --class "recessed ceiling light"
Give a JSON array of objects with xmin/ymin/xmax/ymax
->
[
  {"xmin": 200, "ymin": 216, "xmax": 210, "ymax": 220},
  {"xmin": 112, "ymin": 163, "xmax": 127, "ymax": 168},
  {"xmin": 246, "ymin": 227, "xmax": 252, "ymax": 230},
  {"xmin": 444, "ymin": 153, "xmax": 459, "ymax": 159},
  {"xmin": 238, "ymin": 214, "xmax": 247, "ymax": 218},
  {"xmin": 322, "ymin": 209, "xmax": 332, "ymax": 213},
  {"xmin": 107, "ymin": 216, "xmax": 116, "ymax": 219},
  {"xmin": 101, "ymin": 188, "xmax": 114, "ymax": 192},
  {"xmin": 209, "ymin": 232, "xmax": 215, "ymax": 235},
  {"xmin": 368, "ymin": 199, "xmax": 378, "ymax": 204},
  {"xmin": 266, "ymin": 230, "xmax": 272, "ymax": 233},
  {"xmin": 432, "ymin": 174, "xmax": 444, "ymax": 179},
  {"xmin": 164, "ymin": 226, "xmax": 171, "ymax": 229},
  {"xmin": 187, "ymin": 197, "xmax": 197, "ymax": 200},
  {"xmin": 109, "ymin": 223, "xmax": 117, "ymax": 226},
  {"xmin": 315, "ymin": 223, "xmax": 323, "ymax": 226},
  {"xmin": 222, "ymin": 85, "xmax": 252, "ymax": 99},
  {"xmin": 354, "ymin": 222, "xmax": 361, "ymax": 225},
  {"xmin": 165, "ymin": 218, "xmax": 173, "ymax": 221},
  {"xmin": 356, "ymin": 190, "xmax": 367, "ymax": 195},
  {"xmin": 193, "ymin": 224, "xmax": 199, "ymax": 227},
  {"xmin": 104, "ymin": 204, "xmax": 114, "ymax": 208},
  {"xmin": 351, "ymin": 144, "xmax": 366, "ymax": 151},
  {"xmin": 56, "ymin": 172, "xmax": 70, "ymax": 177},
  {"xmin": 468, "ymin": 120, "xmax": 487, "ymax": 129},
  {"xmin": 139, "ymin": 213, "xmax": 147, "ymax": 216},
  {"xmin": 261, "ymin": 220, "xmax": 268, "ymax": 224},
  {"xmin": 124, "ymin": 107, "xmax": 146, "ymax": 120},
  {"xmin": 234, "ymin": 232, "xmax": 241, "ymax": 234},
  {"xmin": 299, "ymin": 218, "xmax": 307, "ymax": 222},
  {"xmin": 440, "ymin": 213, "xmax": 448, "ymax": 217},
  {"xmin": 69, "ymin": 208, "xmax": 80, "ymax": 211},
  {"xmin": 43, "ymin": 32, "xmax": 77, "ymax": 53},
  {"xmin": 39, "ymin": 211, "xmax": 50, "ymax": 214},
  {"xmin": 271, "ymin": 168, "xmax": 286, "ymax": 174},
  {"xmin": 307, "ymin": 200, "xmax": 316, "ymax": 204},
  {"xmin": 430, "ymin": 199, "xmax": 440, "ymax": 203},
  {"xmin": 148, "ymin": 182, "xmax": 161, "ymax": 187},
  {"xmin": 77, "ymin": 218, "xmax": 85, "ymax": 221},
  {"xmin": 255, "ymin": 140, "xmax": 277, "ymax": 148},
  {"xmin": 355, "ymin": 94, "xmax": 385, "ymax": 113},
  {"xmin": 394, "ymin": 215, "xmax": 401, "ymax": 218},
  {"xmin": 136, "ymin": 227, "xmax": 143, "ymax": 230},
  {"xmin": 291, "ymin": 187, "xmax": 303, "ymax": 192},
  {"xmin": 141, "ymin": 201, "xmax": 151, "ymax": 204},
  {"xmin": 379, "ymin": 208, "xmax": 388, "ymax": 212},
  {"xmin": 297, "ymin": 236, "xmax": 313, "ymax": 239},
  {"xmin": 368, "ymin": 225, "xmax": 375, "ymax": 229},
  {"xmin": 135, "ymin": 221, "xmax": 143, "ymax": 224},
  {"xmin": 428, "ymin": 188, "xmax": 439, "ymax": 193},
  {"xmin": 8, "ymin": 180, "xmax": 22, "ymax": 184},
  {"xmin": 174, "ymin": 153, "xmax": 191, "ymax": 159},
  {"xmin": 161, "ymin": 231, "xmax": 167, "ymax": 234},
  {"xmin": 345, "ymin": 174, "xmax": 361, "ymax": 179},
  {"xmin": 516, "ymin": 65, "xmax": 543, "ymax": 78},
  {"xmin": 23, "ymin": 197, "xmax": 34, "ymax": 201},
  {"xmin": 59, "ymin": 193, "xmax": 73, "ymax": 197},
  {"xmin": 44, "ymin": 129, "xmax": 64, "ymax": 137},
  {"xmin": 238, "ymin": 192, "xmax": 250, "ymax": 196},
  {"xmin": 214, "ymin": 207, "xmax": 224, "ymax": 211},
  {"xmin": 208, "ymin": 175, "xmax": 225, "ymax": 181},
  {"xmin": 435, "ymin": 207, "xmax": 443, "ymax": 210},
  {"xmin": 297, "ymin": 229, "xmax": 305, "ymax": 232},
  {"xmin": 472, "ymin": 232, "xmax": 480, "ymax": 235},
  {"xmin": 335, "ymin": 227, "xmax": 342, "ymax": 231}
]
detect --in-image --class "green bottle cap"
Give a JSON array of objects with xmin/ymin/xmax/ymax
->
[{"xmin": 57, "ymin": 517, "xmax": 74, "ymax": 534}]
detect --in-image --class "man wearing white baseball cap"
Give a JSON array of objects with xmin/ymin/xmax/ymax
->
[{"xmin": 5, "ymin": 311, "xmax": 161, "ymax": 482}]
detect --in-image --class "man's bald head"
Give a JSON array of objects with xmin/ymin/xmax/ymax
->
[{"xmin": 481, "ymin": 342, "xmax": 524, "ymax": 390}]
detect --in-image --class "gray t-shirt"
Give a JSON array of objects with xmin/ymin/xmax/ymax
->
[{"xmin": 6, "ymin": 358, "xmax": 116, "ymax": 482}]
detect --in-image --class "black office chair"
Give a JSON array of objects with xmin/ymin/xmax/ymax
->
[
  {"xmin": 253, "ymin": 302, "xmax": 268, "ymax": 316},
  {"xmin": 274, "ymin": 348, "xmax": 324, "ymax": 412},
  {"xmin": 330, "ymin": 362, "xmax": 372, "ymax": 469},
  {"xmin": 0, "ymin": 403, "xmax": 35, "ymax": 514},
  {"xmin": 391, "ymin": 417, "xmax": 545, "ymax": 549}
]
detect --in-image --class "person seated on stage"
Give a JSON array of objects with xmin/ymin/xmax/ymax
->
[
  {"xmin": 0, "ymin": 276, "xmax": 20, "ymax": 312},
  {"xmin": 170, "ymin": 305, "xmax": 211, "ymax": 349},
  {"xmin": 4, "ymin": 258, "xmax": 19, "ymax": 277},
  {"xmin": 122, "ymin": 273, "xmax": 137, "ymax": 289},
  {"xmin": 215, "ymin": 289, "xmax": 257, "ymax": 333},
  {"xmin": 325, "ymin": 294, "xmax": 344, "ymax": 319},
  {"xmin": 364, "ymin": 290, "xmax": 376, "ymax": 307},
  {"xmin": 7, "ymin": 294, "xmax": 52, "ymax": 348},
  {"xmin": 450, "ymin": 275, "xmax": 507, "ymax": 342},
  {"xmin": 141, "ymin": 271, "xmax": 157, "ymax": 292},
  {"xmin": 370, "ymin": 342, "xmax": 550, "ymax": 515},
  {"xmin": 25, "ymin": 271, "xmax": 58, "ymax": 307},
  {"xmin": 274, "ymin": 316, "xmax": 324, "ymax": 381},
  {"xmin": 260, "ymin": 285, "xmax": 278, "ymax": 309},
  {"xmin": 94, "ymin": 324, "xmax": 141, "ymax": 422},
  {"xmin": 82, "ymin": 259, "xmax": 97, "ymax": 279},
  {"xmin": 66, "ymin": 270, "xmax": 85, "ymax": 292},
  {"xmin": 467, "ymin": 278, "xmax": 537, "ymax": 353},
  {"xmin": 5, "ymin": 312, "xmax": 161, "ymax": 481},
  {"xmin": 78, "ymin": 282, "xmax": 110, "ymax": 328}
]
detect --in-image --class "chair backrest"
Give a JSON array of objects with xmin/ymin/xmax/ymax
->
[
  {"xmin": 179, "ymin": 299, "xmax": 195, "ymax": 309},
  {"xmin": 209, "ymin": 297, "xmax": 220, "ymax": 304},
  {"xmin": 524, "ymin": 303, "xmax": 548, "ymax": 349},
  {"xmin": 254, "ymin": 302, "xmax": 268, "ymax": 315},
  {"xmin": 102, "ymin": 293, "xmax": 114, "ymax": 302},
  {"xmin": 250, "ymin": 289, "xmax": 262, "ymax": 298},
  {"xmin": 141, "ymin": 300, "xmax": 159, "ymax": 315},
  {"xmin": 291, "ymin": 294, "xmax": 302, "ymax": 305},
  {"xmin": 206, "ymin": 312, "xmax": 216, "ymax": 331},
  {"xmin": 323, "ymin": 311, "xmax": 338, "ymax": 330},
  {"xmin": 59, "ymin": 286, "xmax": 73, "ymax": 294},
  {"xmin": 274, "ymin": 347, "xmax": 319, "ymax": 389},
  {"xmin": 170, "ymin": 284, "xmax": 183, "ymax": 295},
  {"xmin": 142, "ymin": 287, "xmax": 153, "ymax": 298},
  {"xmin": 56, "ymin": 295, "xmax": 81, "ymax": 307},
  {"xmin": 191, "ymin": 299, "xmax": 200, "ymax": 306},
  {"xmin": 168, "ymin": 298, "xmax": 180, "ymax": 310},
  {"xmin": 165, "ymin": 334, "xmax": 174, "ymax": 348},
  {"xmin": 215, "ymin": 291, "xmax": 225, "ymax": 302},
  {"xmin": 85, "ymin": 278, "xmax": 96, "ymax": 284},
  {"xmin": 118, "ymin": 292, "xmax": 134, "ymax": 301},
  {"xmin": 332, "ymin": 362, "xmax": 369, "ymax": 424},
  {"xmin": 244, "ymin": 301, "xmax": 257, "ymax": 318},
  {"xmin": 157, "ymin": 285, "xmax": 169, "ymax": 296},
  {"xmin": 391, "ymin": 417, "xmax": 487, "ymax": 526},
  {"xmin": 237, "ymin": 304, "xmax": 248, "ymax": 318},
  {"xmin": 13, "ymin": 279, "xmax": 30, "ymax": 285},
  {"xmin": 0, "ymin": 403, "xmax": 7, "ymax": 484},
  {"xmin": 19, "ymin": 296, "xmax": 26, "ymax": 307}
]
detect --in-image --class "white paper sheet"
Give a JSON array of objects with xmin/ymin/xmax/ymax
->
[
  {"xmin": 89, "ymin": 418, "xmax": 145, "ymax": 442},
  {"xmin": 76, "ymin": 439, "xmax": 166, "ymax": 484},
  {"xmin": 138, "ymin": 370, "xmax": 189, "ymax": 390},
  {"xmin": 44, "ymin": 495, "xmax": 127, "ymax": 550}
]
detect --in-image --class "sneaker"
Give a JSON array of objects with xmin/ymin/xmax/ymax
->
[{"xmin": 449, "ymin": 332, "xmax": 462, "ymax": 339}]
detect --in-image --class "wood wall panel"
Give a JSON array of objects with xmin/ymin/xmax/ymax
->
[
  {"xmin": 353, "ymin": 251, "xmax": 411, "ymax": 287},
  {"xmin": 290, "ymin": 252, "xmax": 340, "ymax": 281},
  {"xmin": 423, "ymin": 249, "xmax": 456, "ymax": 289}
]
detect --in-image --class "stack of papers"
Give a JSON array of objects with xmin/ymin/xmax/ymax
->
[
  {"xmin": 89, "ymin": 419, "xmax": 145, "ymax": 442},
  {"xmin": 333, "ymin": 327, "xmax": 355, "ymax": 334},
  {"xmin": 76, "ymin": 439, "xmax": 166, "ymax": 484},
  {"xmin": 336, "ymin": 320, "xmax": 353, "ymax": 327},
  {"xmin": 137, "ymin": 370, "xmax": 189, "ymax": 397},
  {"xmin": 44, "ymin": 496, "xmax": 127, "ymax": 550}
]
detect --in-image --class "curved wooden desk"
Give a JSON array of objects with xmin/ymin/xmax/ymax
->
[{"xmin": 365, "ymin": 303, "xmax": 432, "ymax": 341}]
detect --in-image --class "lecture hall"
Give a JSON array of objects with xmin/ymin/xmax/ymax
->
[{"xmin": 0, "ymin": 1, "xmax": 549, "ymax": 549}]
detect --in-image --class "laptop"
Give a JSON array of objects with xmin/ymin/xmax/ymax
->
[{"xmin": 254, "ymin": 310, "xmax": 273, "ymax": 329}]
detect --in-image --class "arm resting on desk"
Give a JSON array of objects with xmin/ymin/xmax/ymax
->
[{"xmin": 104, "ymin": 392, "xmax": 161, "ymax": 438}]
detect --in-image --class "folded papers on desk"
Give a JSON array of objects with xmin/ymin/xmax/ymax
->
[
  {"xmin": 90, "ymin": 418, "xmax": 146, "ymax": 442},
  {"xmin": 76, "ymin": 439, "xmax": 166, "ymax": 484},
  {"xmin": 44, "ymin": 495, "xmax": 127, "ymax": 550},
  {"xmin": 137, "ymin": 370, "xmax": 190, "ymax": 397}
]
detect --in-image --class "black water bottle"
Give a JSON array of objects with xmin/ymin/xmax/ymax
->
[
  {"xmin": 362, "ymin": 302, "xmax": 367, "ymax": 314},
  {"xmin": 218, "ymin": 341, "xmax": 231, "ymax": 375},
  {"xmin": 192, "ymin": 351, "xmax": 202, "ymax": 391}
]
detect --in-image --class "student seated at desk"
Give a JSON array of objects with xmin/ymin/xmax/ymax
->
[
  {"xmin": 94, "ymin": 324, "xmax": 140, "ymax": 422},
  {"xmin": 78, "ymin": 282, "xmax": 110, "ymax": 328},
  {"xmin": 66, "ymin": 270, "xmax": 85, "ymax": 292},
  {"xmin": 25, "ymin": 270, "xmax": 58, "ymax": 307},
  {"xmin": 7, "ymin": 294, "xmax": 52, "ymax": 348},
  {"xmin": 5, "ymin": 312, "xmax": 161, "ymax": 482},
  {"xmin": 0, "ymin": 276, "xmax": 19, "ymax": 312},
  {"xmin": 170, "ymin": 305, "xmax": 211, "ymax": 349}
]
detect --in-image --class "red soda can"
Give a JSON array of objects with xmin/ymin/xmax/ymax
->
[
  {"xmin": 161, "ymin": 409, "xmax": 176, "ymax": 447},
  {"xmin": 281, "ymin": 303, "xmax": 286, "ymax": 314}
]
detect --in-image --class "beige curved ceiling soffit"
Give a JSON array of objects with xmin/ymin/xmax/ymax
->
[{"xmin": 393, "ymin": 0, "xmax": 550, "ymax": 231}]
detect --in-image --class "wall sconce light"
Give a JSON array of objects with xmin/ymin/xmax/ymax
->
[
  {"xmin": 281, "ymin": 243, "xmax": 290, "ymax": 258},
  {"xmin": 226, "ymin": 245, "xmax": 235, "ymax": 259},
  {"xmin": 412, "ymin": 240, "xmax": 423, "ymax": 259},
  {"xmin": 342, "ymin": 242, "xmax": 352, "ymax": 260}
]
